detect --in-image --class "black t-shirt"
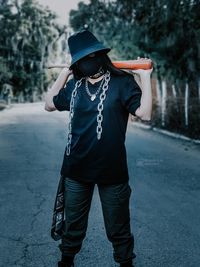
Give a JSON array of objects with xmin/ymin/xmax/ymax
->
[{"xmin": 53, "ymin": 72, "xmax": 142, "ymax": 184}]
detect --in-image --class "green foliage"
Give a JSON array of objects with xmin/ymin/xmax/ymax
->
[
  {"xmin": 69, "ymin": 0, "xmax": 200, "ymax": 138},
  {"xmin": 69, "ymin": 0, "xmax": 200, "ymax": 83},
  {"xmin": 0, "ymin": 0, "xmax": 63, "ymax": 97}
]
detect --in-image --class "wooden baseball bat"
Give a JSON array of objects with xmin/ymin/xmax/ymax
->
[
  {"xmin": 113, "ymin": 59, "xmax": 153, "ymax": 70},
  {"xmin": 47, "ymin": 59, "xmax": 153, "ymax": 70}
]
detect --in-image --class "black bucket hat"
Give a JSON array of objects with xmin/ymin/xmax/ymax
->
[{"xmin": 68, "ymin": 30, "xmax": 111, "ymax": 69}]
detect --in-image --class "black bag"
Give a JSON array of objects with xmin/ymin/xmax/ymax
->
[{"xmin": 51, "ymin": 175, "xmax": 65, "ymax": 241}]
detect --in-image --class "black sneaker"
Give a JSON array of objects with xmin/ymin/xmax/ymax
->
[
  {"xmin": 58, "ymin": 261, "xmax": 74, "ymax": 267},
  {"xmin": 120, "ymin": 252, "xmax": 136, "ymax": 266},
  {"xmin": 58, "ymin": 255, "xmax": 75, "ymax": 267},
  {"xmin": 120, "ymin": 261, "xmax": 134, "ymax": 267}
]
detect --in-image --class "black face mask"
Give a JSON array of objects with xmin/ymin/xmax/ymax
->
[{"xmin": 76, "ymin": 54, "xmax": 103, "ymax": 77}]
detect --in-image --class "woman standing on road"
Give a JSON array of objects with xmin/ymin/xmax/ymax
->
[{"xmin": 45, "ymin": 30, "xmax": 152, "ymax": 267}]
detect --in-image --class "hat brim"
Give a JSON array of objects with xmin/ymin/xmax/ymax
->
[{"xmin": 69, "ymin": 44, "xmax": 111, "ymax": 68}]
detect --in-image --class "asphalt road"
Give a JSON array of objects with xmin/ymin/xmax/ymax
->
[{"xmin": 0, "ymin": 102, "xmax": 200, "ymax": 267}]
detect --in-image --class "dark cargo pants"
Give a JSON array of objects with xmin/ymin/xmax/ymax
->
[{"xmin": 58, "ymin": 177, "xmax": 136, "ymax": 264}]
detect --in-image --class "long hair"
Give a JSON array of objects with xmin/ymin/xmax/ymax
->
[{"xmin": 70, "ymin": 51, "xmax": 129, "ymax": 80}]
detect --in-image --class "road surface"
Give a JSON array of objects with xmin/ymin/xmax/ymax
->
[{"xmin": 0, "ymin": 102, "xmax": 200, "ymax": 267}]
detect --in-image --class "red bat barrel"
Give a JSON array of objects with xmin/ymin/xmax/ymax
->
[{"xmin": 113, "ymin": 59, "xmax": 153, "ymax": 70}]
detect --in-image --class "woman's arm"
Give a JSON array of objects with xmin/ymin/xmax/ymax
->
[
  {"xmin": 132, "ymin": 66, "xmax": 153, "ymax": 121},
  {"xmin": 44, "ymin": 68, "xmax": 72, "ymax": 112}
]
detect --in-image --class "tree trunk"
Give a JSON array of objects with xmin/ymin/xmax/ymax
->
[
  {"xmin": 32, "ymin": 91, "xmax": 37, "ymax": 102},
  {"xmin": 161, "ymin": 80, "xmax": 167, "ymax": 127},
  {"xmin": 172, "ymin": 84, "xmax": 178, "ymax": 111},
  {"xmin": 156, "ymin": 78, "xmax": 162, "ymax": 107},
  {"xmin": 184, "ymin": 83, "xmax": 189, "ymax": 127},
  {"xmin": 172, "ymin": 84, "xmax": 177, "ymax": 98}
]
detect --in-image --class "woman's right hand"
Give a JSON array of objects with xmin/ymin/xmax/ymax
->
[
  {"xmin": 44, "ymin": 68, "xmax": 72, "ymax": 111},
  {"xmin": 62, "ymin": 68, "xmax": 73, "ymax": 76}
]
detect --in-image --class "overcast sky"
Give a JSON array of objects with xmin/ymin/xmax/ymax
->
[{"xmin": 37, "ymin": 0, "xmax": 89, "ymax": 25}]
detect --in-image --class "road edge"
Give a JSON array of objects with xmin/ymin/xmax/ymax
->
[{"xmin": 131, "ymin": 121, "xmax": 200, "ymax": 145}]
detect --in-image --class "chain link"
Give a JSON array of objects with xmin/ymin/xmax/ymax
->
[
  {"xmin": 66, "ymin": 78, "xmax": 83, "ymax": 156},
  {"xmin": 96, "ymin": 71, "xmax": 111, "ymax": 140},
  {"xmin": 66, "ymin": 71, "xmax": 111, "ymax": 156}
]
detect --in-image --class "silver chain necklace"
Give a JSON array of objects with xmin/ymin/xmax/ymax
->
[
  {"xmin": 85, "ymin": 75, "xmax": 105, "ymax": 101},
  {"xmin": 66, "ymin": 70, "xmax": 111, "ymax": 156},
  {"xmin": 96, "ymin": 71, "xmax": 110, "ymax": 139},
  {"xmin": 66, "ymin": 78, "xmax": 83, "ymax": 156}
]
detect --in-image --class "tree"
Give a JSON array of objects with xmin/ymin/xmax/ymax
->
[
  {"xmin": 0, "ymin": 0, "xmax": 65, "ymax": 101},
  {"xmin": 69, "ymin": 0, "xmax": 200, "ymax": 138},
  {"xmin": 69, "ymin": 0, "xmax": 200, "ymax": 82}
]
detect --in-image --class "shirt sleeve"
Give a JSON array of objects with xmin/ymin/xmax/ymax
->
[
  {"xmin": 52, "ymin": 79, "xmax": 73, "ymax": 111},
  {"xmin": 120, "ymin": 74, "xmax": 142, "ymax": 116}
]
